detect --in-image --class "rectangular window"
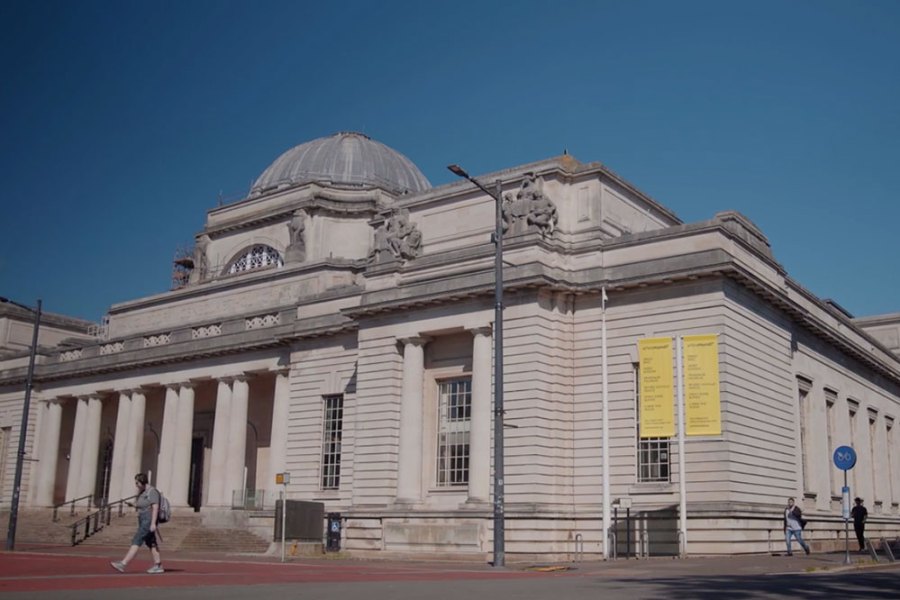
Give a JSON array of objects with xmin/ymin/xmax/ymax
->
[
  {"xmin": 436, "ymin": 378, "xmax": 471, "ymax": 487},
  {"xmin": 886, "ymin": 418, "xmax": 895, "ymax": 506},
  {"xmin": 848, "ymin": 400, "xmax": 859, "ymax": 490},
  {"xmin": 0, "ymin": 427, "xmax": 10, "ymax": 496},
  {"xmin": 797, "ymin": 378, "xmax": 812, "ymax": 491},
  {"xmin": 869, "ymin": 409, "xmax": 878, "ymax": 500},
  {"xmin": 636, "ymin": 366, "xmax": 670, "ymax": 483},
  {"xmin": 825, "ymin": 390, "xmax": 837, "ymax": 495},
  {"xmin": 320, "ymin": 395, "xmax": 344, "ymax": 490}
]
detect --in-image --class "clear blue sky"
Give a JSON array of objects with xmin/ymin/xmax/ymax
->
[{"xmin": 2, "ymin": 0, "xmax": 898, "ymax": 322}]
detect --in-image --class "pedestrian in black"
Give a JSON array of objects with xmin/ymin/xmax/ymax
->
[{"xmin": 851, "ymin": 497, "xmax": 868, "ymax": 552}]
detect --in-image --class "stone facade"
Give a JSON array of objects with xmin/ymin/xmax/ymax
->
[{"xmin": 1, "ymin": 133, "xmax": 899, "ymax": 559}]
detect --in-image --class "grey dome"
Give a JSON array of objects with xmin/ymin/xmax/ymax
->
[{"xmin": 251, "ymin": 132, "xmax": 431, "ymax": 196}]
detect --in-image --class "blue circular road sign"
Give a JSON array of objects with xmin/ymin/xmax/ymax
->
[{"xmin": 833, "ymin": 445, "xmax": 857, "ymax": 471}]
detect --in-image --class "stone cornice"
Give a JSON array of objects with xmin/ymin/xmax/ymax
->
[
  {"xmin": 109, "ymin": 259, "xmax": 361, "ymax": 315},
  {"xmin": 0, "ymin": 304, "xmax": 96, "ymax": 333}
]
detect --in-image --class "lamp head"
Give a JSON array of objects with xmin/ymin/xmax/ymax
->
[{"xmin": 447, "ymin": 164, "xmax": 469, "ymax": 179}]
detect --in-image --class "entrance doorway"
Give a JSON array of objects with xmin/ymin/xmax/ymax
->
[{"xmin": 188, "ymin": 437, "xmax": 204, "ymax": 511}]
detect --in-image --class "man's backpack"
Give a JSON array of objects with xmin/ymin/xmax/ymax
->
[{"xmin": 157, "ymin": 490, "xmax": 171, "ymax": 524}]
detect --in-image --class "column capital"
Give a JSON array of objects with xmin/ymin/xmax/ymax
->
[
  {"xmin": 271, "ymin": 367, "xmax": 291, "ymax": 376},
  {"xmin": 76, "ymin": 393, "xmax": 102, "ymax": 401},
  {"xmin": 466, "ymin": 326, "xmax": 493, "ymax": 337},
  {"xmin": 398, "ymin": 335, "xmax": 431, "ymax": 347}
]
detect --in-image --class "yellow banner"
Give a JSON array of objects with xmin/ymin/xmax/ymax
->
[
  {"xmin": 683, "ymin": 334, "xmax": 721, "ymax": 436},
  {"xmin": 638, "ymin": 338, "xmax": 675, "ymax": 438}
]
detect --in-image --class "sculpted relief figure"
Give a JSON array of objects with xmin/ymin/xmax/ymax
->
[
  {"xmin": 368, "ymin": 208, "xmax": 422, "ymax": 263},
  {"xmin": 502, "ymin": 172, "xmax": 558, "ymax": 237},
  {"xmin": 285, "ymin": 209, "xmax": 307, "ymax": 262},
  {"xmin": 189, "ymin": 234, "xmax": 210, "ymax": 283}
]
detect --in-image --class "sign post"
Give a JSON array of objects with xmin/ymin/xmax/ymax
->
[
  {"xmin": 833, "ymin": 446, "xmax": 856, "ymax": 565},
  {"xmin": 276, "ymin": 472, "xmax": 290, "ymax": 562}
]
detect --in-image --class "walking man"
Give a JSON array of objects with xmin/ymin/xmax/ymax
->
[
  {"xmin": 851, "ymin": 497, "xmax": 868, "ymax": 552},
  {"xmin": 783, "ymin": 497, "xmax": 810, "ymax": 556}
]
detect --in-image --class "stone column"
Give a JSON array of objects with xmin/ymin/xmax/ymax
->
[
  {"xmin": 122, "ymin": 389, "xmax": 146, "ymax": 497},
  {"xmin": 65, "ymin": 397, "xmax": 88, "ymax": 501},
  {"xmin": 26, "ymin": 396, "xmax": 45, "ymax": 507},
  {"xmin": 35, "ymin": 400, "xmax": 63, "ymax": 507},
  {"xmin": 208, "ymin": 378, "xmax": 233, "ymax": 506},
  {"xmin": 396, "ymin": 337, "xmax": 428, "ymax": 503},
  {"xmin": 267, "ymin": 369, "xmax": 290, "ymax": 500},
  {"xmin": 108, "ymin": 391, "xmax": 132, "ymax": 501},
  {"xmin": 170, "ymin": 383, "xmax": 195, "ymax": 507},
  {"xmin": 225, "ymin": 376, "xmax": 250, "ymax": 507},
  {"xmin": 155, "ymin": 385, "xmax": 180, "ymax": 496},
  {"xmin": 468, "ymin": 327, "xmax": 492, "ymax": 504},
  {"xmin": 79, "ymin": 395, "xmax": 103, "ymax": 500}
]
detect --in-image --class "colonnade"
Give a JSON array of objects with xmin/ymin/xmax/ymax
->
[{"xmin": 30, "ymin": 369, "xmax": 290, "ymax": 509}]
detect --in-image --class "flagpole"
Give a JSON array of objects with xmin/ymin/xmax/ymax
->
[
  {"xmin": 601, "ymin": 287, "xmax": 610, "ymax": 559},
  {"xmin": 676, "ymin": 335, "xmax": 687, "ymax": 558}
]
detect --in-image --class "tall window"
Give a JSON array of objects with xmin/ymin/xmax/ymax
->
[
  {"xmin": 436, "ymin": 378, "xmax": 471, "ymax": 487},
  {"xmin": 848, "ymin": 400, "xmax": 859, "ymax": 490},
  {"xmin": 227, "ymin": 245, "xmax": 284, "ymax": 274},
  {"xmin": 825, "ymin": 390, "xmax": 837, "ymax": 495},
  {"xmin": 0, "ymin": 428, "xmax": 10, "ymax": 496},
  {"xmin": 886, "ymin": 418, "xmax": 895, "ymax": 506},
  {"xmin": 320, "ymin": 395, "xmax": 344, "ymax": 490},
  {"xmin": 636, "ymin": 366, "xmax": 670, "ymax": 483},
  {"xmin": 869, "ymin": 409, "xmax": 878, "ymax": 501},
  {"xmin": 797, "ymin": 378, "xmax": 812, "ymax": 492}
]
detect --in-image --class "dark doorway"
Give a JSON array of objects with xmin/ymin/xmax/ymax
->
[
  {"xmin": 188, "ymin": 437, "xmax": 204, "ymax": 511},
  {"xmin": 97, "ymin": 438, "xmax": 114, "ymax": 505}
]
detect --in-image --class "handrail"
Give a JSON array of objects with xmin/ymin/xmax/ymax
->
[
  {"xmin": 68, "ymin": 495, "xmax": 138, "ymax": 546},
  {"xmin": 52, "ymin": 494, "xmax": 94, "ymax": 522}
]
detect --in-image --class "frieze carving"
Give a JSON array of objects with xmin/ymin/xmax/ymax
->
[
  {"xmin": 502, "ymin": 172, "xmax": 558, "ymax": 237},
  {"xmin": 285, "ymin": 209, "xmax": 307, "ymax": 262},
  {"xmin": 369, "ymin": 208, "xmax": 423, "ymax": 263}
]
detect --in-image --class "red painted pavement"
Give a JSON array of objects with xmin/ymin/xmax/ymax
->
[{"xmin": 0, "ymin": 552, "xmax": 550, "ymax": 593}]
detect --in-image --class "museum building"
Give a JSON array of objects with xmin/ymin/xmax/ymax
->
[{"xmin": 2, "ymin": 131, "xmax": 900, "ymax": 558}]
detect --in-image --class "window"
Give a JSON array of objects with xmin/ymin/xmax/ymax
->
[
  {"xmin": 320, "ymin": 395, "xmax": 343, "ymax": 490},
  {"xmin": 869, "ymin": 409, "xmax": 878, "ymax": 501},
  {"xmin": 848, "ymin": 400, "xmax": 859, "ymax": 490},
  {"xmin": 227, "ymin": 245, "xmax": 283, "ymax": 274},
  {"xmin": 0, "ymin": 428, "xmax": 10, "ymax": 495},
  {"xmin": 797, "ymin": 378, "xmax": 812, "ymax": 491},
  {"xmin": 825, "ymin": 390, "xmax": 837, "ymax": 495},
  {"xmin": 436, "ymin": 378, "xmax": 471, "ymax": 487},
  {"xmin": 636, "ymin": 365, "xmax": 670, "ymax": 483},
  {"xmin": 886, "ymin": 418, "xmax": 895, "ymax": 506}
]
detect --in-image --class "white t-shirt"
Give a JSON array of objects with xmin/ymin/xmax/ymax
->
[{"xmin": 785, "ymin": 508, "xmax": 802, "ymax": 531}]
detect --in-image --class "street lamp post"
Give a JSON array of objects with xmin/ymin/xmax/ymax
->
[
  {"xmin": 447, "ymin": 165, "xmax": 505, "ymax": 567},
  {"xmin": 1, "ymin": 296, "xmax": 42, "ymax": 552}
]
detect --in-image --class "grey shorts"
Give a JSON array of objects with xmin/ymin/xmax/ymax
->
[{"xmin": 132, "ymin": 514, "xmax": 158, "ymax": 548}]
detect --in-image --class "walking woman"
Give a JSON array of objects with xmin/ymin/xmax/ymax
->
[
  {"xmin": 783, "ymin": 497, "xmax": 810, "ymax": 556},
  {"xmin": 110, "ymin": 473, "xmax": 164, "ymax": 574}
]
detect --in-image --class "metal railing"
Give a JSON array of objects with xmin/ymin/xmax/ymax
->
[
  {"xmin": 231, "ymin": 489, "xmax": 271, "ymax": 510},
  {"xmin": 52, "ymin": 494, "xmax": 94, "ymax": 522},
  {"xmin": 68, "ymin": 495, "xmax": 137, "ymax": 546}
]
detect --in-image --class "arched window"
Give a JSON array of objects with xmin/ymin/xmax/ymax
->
[{"xmin": 227, "ymin": 245, "xmax": 284, "ymax": 274}]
